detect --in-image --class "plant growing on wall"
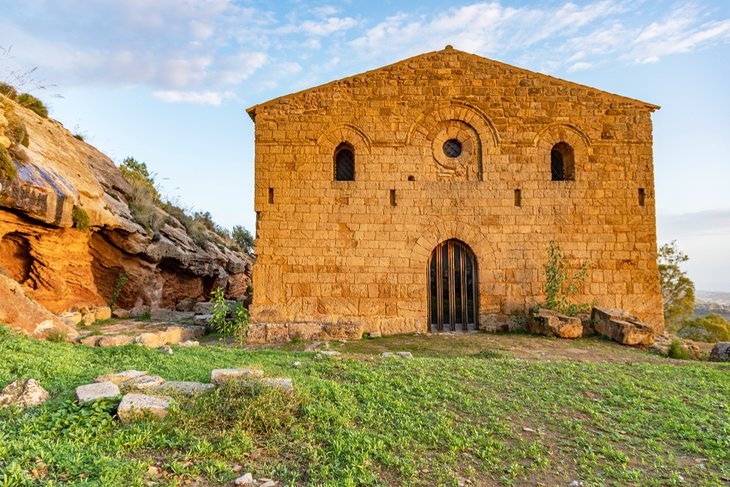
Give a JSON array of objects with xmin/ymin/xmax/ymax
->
[
  {"xmin": 543, "ymin": 240, "xmax": 590, "ymax": 316},
  {"xmin": 109, "ymin": 272, "xmax": 129, "ymax": 310}
]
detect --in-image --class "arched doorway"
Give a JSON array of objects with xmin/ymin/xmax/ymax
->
[{"xmin": 428, "ymin": 239, "xmax": 478, "ymax": 332}]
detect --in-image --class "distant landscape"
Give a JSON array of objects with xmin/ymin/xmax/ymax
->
[{"xmin": 695, "ymin": 290, "xmax": 730, "ymax": 321}]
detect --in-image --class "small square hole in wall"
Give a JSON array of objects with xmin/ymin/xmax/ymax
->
[
  {"xmin": 514, "ymin": 189, "xmax": 522, "ymax": 207},
  {"xmin": 638, "ymin": 188, "xmax": 645, "ymax": 207},
  {"xmin": 408, "ymin": 175, "xmax": 415, "ymax": 181},
  {"xmin": 390, "ymin": 189, "xmax": 397, "ymax": 207},
  {"xmin": 268, "ymin": 187, "xmax": 274, "ymax": 204}
]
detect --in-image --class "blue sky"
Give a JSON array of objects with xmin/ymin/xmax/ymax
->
[{"xmin": 1, "ymin": 0, "xmax": 729, "ymax": 291}]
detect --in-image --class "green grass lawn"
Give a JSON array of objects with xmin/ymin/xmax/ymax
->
[{"xmin": 0, "ymin": 326, "xmax": 728, "ymax": 486}]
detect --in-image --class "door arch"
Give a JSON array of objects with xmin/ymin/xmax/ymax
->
[{"xmin": 428, "ymin": 239, "xmax": 478, "ymax": 332}]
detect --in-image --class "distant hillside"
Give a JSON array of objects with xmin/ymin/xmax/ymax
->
[
  {"xmin": 696, "ymin": 290, "xmax": 730, "ymax": 306},
  {"xmin": 695, "ymin": 290, "xmax": 730, "ymax": 322}
]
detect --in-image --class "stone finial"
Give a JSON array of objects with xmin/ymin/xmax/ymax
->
[{"xmin": 444, "ymin": 44, "xmax": 454, "ymax": 50}]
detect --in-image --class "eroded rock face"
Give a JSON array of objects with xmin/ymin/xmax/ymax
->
[
  {"xmin": 0, "ymin": 96, "xmax": 252, "ymax": 336},
  {"xmin": 709, "ymin": 342, "xmax": 730, "ymax": 362},
  {"xmin": 591, "ymin": 307, "xmax": 655, "ymax": 346}
]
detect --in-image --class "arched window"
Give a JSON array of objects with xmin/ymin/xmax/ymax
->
[
  {"xmin": 551, "ymin": 142, "xmax": 575, "ymax": 181},
  {"xmin": 334, "ymin": 143, "xmax": 355, "ymax": 181}
]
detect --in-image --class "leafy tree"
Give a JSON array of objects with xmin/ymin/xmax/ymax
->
[
  {"xmin": 232, "ymin": 225, "xmax": 255, "ymax": 255},
  {"xmin": 657, "ymin": 241, "xmax": 695, "ymax": 328},
  {"xmin": 677, "ymin": 314, "xmax": 730, "ymax": 343}
]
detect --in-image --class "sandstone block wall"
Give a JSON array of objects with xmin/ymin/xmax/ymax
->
[{"xmin": 247, "ymin": 47, "xmax": 665, "ymax": 337}]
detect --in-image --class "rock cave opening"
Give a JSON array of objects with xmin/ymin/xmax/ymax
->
[{"xmin": 0, "ymin": 232, "xmax": 33, "ymax": 284}]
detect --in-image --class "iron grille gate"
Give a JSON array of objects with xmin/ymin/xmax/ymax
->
[{"xmin": 428, "ymin": 240, "xmax": 478, "ymax": 332}]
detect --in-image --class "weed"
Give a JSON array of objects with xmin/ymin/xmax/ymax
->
[
  {"xmin": 0, "ymin": 145, "xmax": 15, "ymax": 181},
  {"xmin": 71, "ymin": 206, "xmax": 90, "ymax": 231},
  {"xmin": 109, "ymin": 272, "xmax": 128, "ymax": 310},
  {"xmin": 44, "ymin": 329, "xmax": 68, "ymax": 343},
  {"xmin": 543, "ymin": 240, "xmax": 590, "ymax": 316},
  {"xmin": 73, "ymin": 133, "xmax": 85, "ymax": 141},
  {"xmin": 668, "ymin": 340, "xmax": 691, "ymax": 360},
  {"xmin": 209, "ymin": 287, "xmax": 249, "ymax": 343}
]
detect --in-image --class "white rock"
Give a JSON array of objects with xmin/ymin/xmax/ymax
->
[
  {"xmin": 381, "ymin": 352, "xmax": 395, "ymax": 358},
  {"xmin": 0, "ymin": 379, "xmax": 50, "ymax": 408},
  {"xmin": 95, "ymin": 370, "xmax": 148, "ymax": 385},
  {"xmin": 260, "ymin": 378, "xmax": 294, "ymax": 393},
  {"xmin": 158, "ymin": 345, "xmax": 173, "ymax": 355},
  {"xmin": 396, "ymin": 351, "xmax": 413, "ymax": 359},
  {"xmin": 320, "ymin": 350, "xmax": 341, "ymax": 357},
  {"xmin": 233, "ymin": 472, "xmax": 254, "ymax": 486},
  {"xmin": 76, "ymin": 381, "xmax": 120, "ymax": 403},
  {"xmin": 117, "ymin": 393, "xmax": 172, "ymax": 423},
  {"xmin": 179, "ymin": 340, "xmax": 199, "ymax": 347},
  {"xmin": 121, "ymin": 375, "xmax": 166, "ymax": 391},
  {"xmin": 211, "ymin": 368, "xmax": 264, "ymax": 384}
]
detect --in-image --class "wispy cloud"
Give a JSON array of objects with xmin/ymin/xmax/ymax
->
[{"xmin": 153, "ymin": 90, "xmax": 230, "ymax": 105}]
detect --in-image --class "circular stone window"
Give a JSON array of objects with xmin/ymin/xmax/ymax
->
[{"xmin": 442, "ymin": 139, "xmax": 462, "ymax": 158}]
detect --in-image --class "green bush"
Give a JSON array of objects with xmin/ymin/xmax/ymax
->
[
  {"xmin": 0, "ymin": 82, "xmax": 18, "ymax": 99},
  {"xmin": 0, "ymin": 144, "xmax": 16, "ymax": 181},
  {"xmin": 17, "ymin": 93, "xmax": 48, "ymax": 118},
  {"xmin": 119, "ymin": 157, "xmax": 164, "ymax": 234},
  {"xmin": 232, "ymin": 225, "xmax": 255, "ymax": 255},
  {"xmin": 209, "ymin": 287, "xmax": 249, "ymax": 341},
  {"xmin": 109, "ymin": 272, "xmax": 129, "ymax": 310},
  {"xmin": 668, "ymin": 340, "xmax": 692, "ymax": 360},
  {"xmin": 543, "ymin": 241, "xmax": 590, "ymax": 316},
  {"xmin": 72, "ymin": 206, "xmax": 90, "ymax": 231},
  {"xmin": 677, "ymin": 314, "xmax": 730, "ymax": 343}
]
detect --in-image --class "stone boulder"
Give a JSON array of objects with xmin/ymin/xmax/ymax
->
[
  {"xmin": 95, "ymin": 370, "xmax": 148, "ymax": 385},
  {"xmin": 0, "ymin": 379, "xmax": 50, "ymax": 408},
  {"xmin": 152, "ymin": 381, "xmax": 215, "ymax": 396},
  {"xmin": 76, "ymin": 381, "xmax": 120, "ymax": 403},
  {"xmin": 591, "ymin": 307, "xmax": 654, "ymax": 346},
  {"xmin": 120, "ymin": 375, "xmax": 165, "ymax": 392},
  {"xmin": 709, "ymin": 342, "xmax": 730, "ymax": 362},
  {"xmin": 117, "ymin": 393, "xmax": 172, "ymax": 423},
  {"xmin": 92, "ymin": 306, "xmax": 112, "ymax": 321},
  {"xmin": 528, "ymin": 309, "xmax": 583, "ymax": 339}
]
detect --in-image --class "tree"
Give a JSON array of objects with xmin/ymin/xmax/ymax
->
[
  {"xmin": 657, "ymin": 241, "xmax": 695, "ymax": 328},
  {"xmin": 232, "ymin": 225, "xmax": 254, "ymax": 255}
]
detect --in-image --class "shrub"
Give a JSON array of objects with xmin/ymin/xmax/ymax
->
[
  {"xmin": 658, "ymin": 241, "xmax": 695, "ymax": 328},
  {"xmin": 0, "ymin": 144, "xmax": 16, "ymax": 181},
  {"xmin": 73, "ymin": 133, "xmax": 85, "ymax": 141},
  {"xmin": 677, "ymin": 314, "xmax": 730, "ymax": 343},
  {"xmin": 543, "ymin": 240, "xmax": 590, "ymax": 316},
  {"xmin": 668, "ymin": 340, "xmax": 691, "ymax": 360},
  {"xmin": 232, "ymin": 225, "xmax": 255, "ymax": 255},
  {"xmin": 209, "ymin": 286, "xmax": 249, "ymax": 341},
  {"xmin": 0, "ymin": 82, "xmax": 18, "ymax": 99},
  {"xmin": 72, "ymin": 206, "xmax": 90, "ymax": 231},
  {"xmin": 17, "ymin": 93, "xmax": 48, "ymax": 118}
]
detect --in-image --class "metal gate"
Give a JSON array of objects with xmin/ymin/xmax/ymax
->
[{"xmin": 428, "ymin": 239, "xmax": 478, "ymax": 332}]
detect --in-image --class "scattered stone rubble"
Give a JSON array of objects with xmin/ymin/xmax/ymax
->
[
  {"xmin": 64, "ymin": 367, "xmax": 294, "ymax": 425},
  {"xmin": 709, "ymin": 342, "xmax": 730, "ymax": 362},
  {"xmin": 234, "ymin": 473, "xmax": 280, "ymax": 486},
  {"xmin": 78, "ymin": 325, "xmax": 204, "ymax": 348}
]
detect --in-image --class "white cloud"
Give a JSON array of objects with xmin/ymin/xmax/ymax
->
[
  {"xmin": 300, "ymin": 17, "xmax": 358, "ymax": 36},
  {"xmin": 152, "ymin": 90, "xmax": 227, "ymax": 105}
]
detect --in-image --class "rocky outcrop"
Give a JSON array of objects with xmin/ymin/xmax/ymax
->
[
  {"xmin": 591, "ymin": 307, "xmax": 655, "ymax": 346},
  {"xmin": 0, "ymin": 95, "xmax": 251, "ymax": 338},
  {"xmin": 0, "ymin": 378, "xmax": 50, "ymax": 408},
  {"xmin": 709, "ymin": 342, "xmax": 730, "ymax": 362}
]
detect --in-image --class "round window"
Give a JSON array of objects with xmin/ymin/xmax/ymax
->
[{"xmin": 443, "ymin": 139, "xmax": 462, "ymax": 158}]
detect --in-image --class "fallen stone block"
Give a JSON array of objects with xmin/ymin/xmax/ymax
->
[
  {"xmin": 528, "ymin": 309, "xmax": 583, "ymax": 339},
  {"xmin": 234, "ymin": 473, "xmax": 254, "ymax": 486},
  {"xmin": 193, "ymin": 314, "xmax": 212, "ymax": 326},
  {"xmin": 211, "ymin": 368, "xmax": 264, "ymax": 384},
  {"xmin": 152, "ymin": 381, "xmax": 215, "ymax": 396},
  {"xmin": 112, "ymin": 308, "xmax": 131, "ymax": 319},
  {"xmin": 79, "ymin": 335, "xmax": 101, "ymax": 347},
  {"xmin": 0, "ymin": 379, "xmax": 50, "ymax": 408},
  {"xmin": 121, "ymin": 375, "xmax": 166, "ymax": 392},
  {"xmin": 134, "ymin": 332, "xmax": 165, "ymax": 348},
  {"xmin": 76, "ymin": 381, "xmax": 120, "ymax": 403},
  {"xmin": 319, "ymin": 350, "xmax": 341, "ymax": 357},
  {"xmin": 710, "ymin": 342, "xmax": 730, "ymax": 362},
  {"xmin": 95, "ymin": 370, "xmax": 148, "ymax": 385},
  {"xmin": 591, "ymin": 307, "xmax": 654, "ymax": 346},
  {"xmin": 381, "ymin": 351, "xmax": 395, "ymax": 358},
  {"xmin": 117, "ymin": 394, "xmax": 172, "ymax": 423},
  {"xmin": 59, "ymin": 311, "xmax": 83, "ymax": 326},
  {"xmin": 179, "ymin": 340, "xmax": 199, "ymax": 347},
  {"xmin": 396, "ymin": 351, "xmax": 414, "ymax": 359}
]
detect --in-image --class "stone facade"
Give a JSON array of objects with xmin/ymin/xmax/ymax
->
[{"xmin": 246, "ymin": 47, "xmax": 665, "ymax": 339}]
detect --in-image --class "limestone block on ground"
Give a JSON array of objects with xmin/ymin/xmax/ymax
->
[
  {"xmin": 76, "ymin": 381, "xmax": 120, "ymax": 403},
  {"xmin": 121, "ymin": 375, "xmax": 166, "ymax": 392},
  {"xmin": 381, "ymin": 352, "xmax": 395, "ymax": 358},
  {"xmin": 92, "ymin": 306, "xmax": 112, "ymax": 321},
  {"xmin": 97, "ymin": 335, "xmax": 135, "ymax": 347},
  {"xmin": 0, "ymin": 379, "xmax": 50, "ymax": 408},
  {"xmin": 234, "ymin": 473, "xmax": 254, "ymax": 485},
  {"xmin": 59, "ymin": 311, "xmax": 83, "ymax": 325},
  {"xmin": 591, "ymin": 307, "xmax": 654, "ymax": 346},
  {"xmin": 162, "ymin": 325, "xmax": 204, "ymax": 344},
  {"xmin": 709, "ymin": 342, "xmax": 730, "ymax": 362},
  {"xmin": 152, "ymin": 381, "xmax": 215, "ymax": 396},
  {"xmin": 528, "ymin": 309, "xmax": 583, "ymax": 339},
  {"xmin": 135, "ymin": 332, "xmax": 165, "ymax": 348},
  {"xmin": 211, "ymin": 368, "xmax": 264, "ymax": 384},
  {"xmin": 158, "ymin": 345, "xmax": 173, "ymax": 355},
  {"xmin": 151, "ymin": 309, "xmax": 195, "ymax": 321},
  {"xmin": 396, "ymin": 351, "xmax": 414, "ymax": 359},
  {"xmin": 112, "ymin": 308, "xmax": 130, "ymax": 319},
  {"xmin": 117, "ymin": 393, "xmax": 172, "ymax": 423},
  {"xmin": 179, "ymin": 340, "xmax": 199, "ymax": 347},
  {"xmin": 319, "ymin": 350, "xmax": 341, "ymax": 357},
  {"xmin": 95, "ymin": 370, "xmax": 148, "ymax": 385},
  {"xmin": 193, "ymin": 302, "xmax": 215, "ymax": 315},
  {"xmin": 80, "ymin": 312, "xmax": 96, "ymax": 326}
]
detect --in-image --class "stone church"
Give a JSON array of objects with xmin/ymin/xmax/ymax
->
[{"xmin": 244, "ymin": 46, "xmax": 664, "ymax": 342}]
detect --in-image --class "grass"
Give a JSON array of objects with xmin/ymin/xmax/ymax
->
[{"xmin": 0, "ymin": 325, "xmax": 728, "ymax": 486}]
